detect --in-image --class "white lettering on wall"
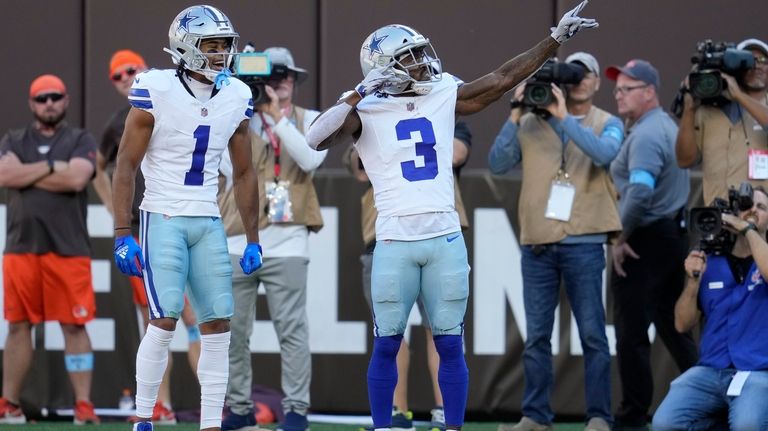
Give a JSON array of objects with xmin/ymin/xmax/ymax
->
[{"xmin": 472, "ymin": 208, "xmax": 628, "ymax": 356}]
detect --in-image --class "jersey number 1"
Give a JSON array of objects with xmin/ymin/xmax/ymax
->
[
  {"xmin": 397, "ymin": 117, "xmax": 438, "ymax": 182},
  {"xmin": 184, "ymin": 125, "xmax": 210, "ymax": 186}
]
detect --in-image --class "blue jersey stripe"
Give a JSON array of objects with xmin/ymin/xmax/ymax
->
[
  {"xmin": 129, "ymin": 88, "xmax": 150, "ymax": 98},
  {"xmin": 141, "ymin": 211, "xmax": 164, "ymax": 319},
  {"xmin": 245, "ymin": 108, "xmax": 253, "ymax": 117},
  {"xmin": 129, "ymin": 99, "xmax": 153, "ymax": 109}
]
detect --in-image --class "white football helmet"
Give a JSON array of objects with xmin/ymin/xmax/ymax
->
[
  {"xmin": 359, "ymin": 24, "xmax": 442, "ymax": 95},
  {"xmin": 164, "ymin": 5, "xmax": 239, "ymax": 82}
]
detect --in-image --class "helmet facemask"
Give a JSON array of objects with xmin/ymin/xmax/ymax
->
[
  {"xmin": 165, "ymin": 5, "xmax": 240, "ymax": 83},
  {"xmin": 359, "ymin": 24, "xmax": 443, "ymax": 96},
  {"xmin": 390, "ymin": 43, "xmax": 442, "ymax": 95}
]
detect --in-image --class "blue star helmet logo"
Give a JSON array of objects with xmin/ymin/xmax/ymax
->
[
  {"xmin": 366, "ymin": 33, "xmax": 388, "ymax": 59},
  {"xmin": 178, "ymin": 12, "xmax": 198, "ymax": 31}
]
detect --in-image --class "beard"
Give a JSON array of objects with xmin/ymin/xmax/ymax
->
[{"xmin": 34, "ymin": 110, "xmax": 66, "ymax": 128}]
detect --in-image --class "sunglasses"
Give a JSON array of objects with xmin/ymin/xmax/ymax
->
[
  {"xmin": 33, "ymin": 93, "xmax": 65, "ymax": 104},
  {"xmin": 111, "ymin": 67, "xmax": 138, "ymax": 82}
]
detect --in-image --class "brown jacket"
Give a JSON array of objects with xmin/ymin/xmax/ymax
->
[
  {"xmin": 517, "ymin": 106, "xmax": 622, "ymax": 245},
  {"xmin": 696, "ymin": 101, "xmax": 768, "ymax": 204},
  {"xmin": 219, "ymin": 106, "xmax": 323, "ymax": 235}
]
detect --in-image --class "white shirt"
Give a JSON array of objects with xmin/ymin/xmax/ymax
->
[
  {"xmin": 355, "ymin": 73, "xmax": 462, "ymax": 241},
  {"xmin": 129, "ymin": 69, "xmax": 252, "ymax": 217}
]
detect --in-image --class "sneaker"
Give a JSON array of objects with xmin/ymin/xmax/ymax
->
[
  {"xmin": 498, "ymin": 417, "xmax": 553, "ymax": 431},
  {"xmin": 73, "ymin": 400, "xmax": 101, "ymax": 425},
  {"xmin": 276, "ymin": 411, "xmax": 310, "ymax": 431},
  {"xmin": 0, "ymin": 398, "xmax": 26, "ymax": 424},
  {"xmin": 585, "ymin": 417, "xmax": 611, "ymax": 431},
  {"xmin": 134, "ymin": 422, "xmax": 154, "ymax": 431},
  {"xmin": 428, "ymin": 407, "xmax": 445, "ymax": 431},
  {"xmin": 222, "ymin": 410, "xmax": 262, "ymax": 431},
  {"xmin": 390, "ymin": 407, "xmax": 414, "ymax": 431},
  {"xmin": 152, "ymin": 402, "xmax": 177, "ymax": 425}
]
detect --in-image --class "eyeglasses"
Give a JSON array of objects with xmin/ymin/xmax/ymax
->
[
  {"xmin": 612, "ymin": 84, "xmax": 649, "ymax": 96},
  {"xmin": 754, "ymin": 56, "xmax": 768, "ymax": 65},
  {"xmin": 33, "ymin": 93, "xmax": 65, "ymax": 104},
  {"xmin": 111, "ymin": 67, "xmax": 138, "ymax": 82}
]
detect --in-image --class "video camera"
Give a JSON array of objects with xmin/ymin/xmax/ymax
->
[
  {"xmin": 520, "ymin": 59, "xmax": 585, "ymax": 110},
  {"xmin": 689, "ymin": 181, "xmax": 754, "ymax": 255},
  {"xmin": 232, "ymin": 44, "xmax": 296, "ymax": 105},
  {"xmin": 689, "ymin": 40, "xmax": 755, "ymax": 102}
]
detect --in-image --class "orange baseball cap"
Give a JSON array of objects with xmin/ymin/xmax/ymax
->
[
  {"xmin": 109, "ymin": 49, "xmax": 146, "ymax": 78},
  {"xmin": 29, "ymin": 74, "xmax": 67, "ymax": 98}
]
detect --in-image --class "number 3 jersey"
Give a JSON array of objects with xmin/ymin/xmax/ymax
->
[
  {"xmin": 355, "ymin": 73, "xmax": 462, "ymax": 241},
  {"xmin": 129, "ymin": 69, "xmax": 253, "ymax": 217}
]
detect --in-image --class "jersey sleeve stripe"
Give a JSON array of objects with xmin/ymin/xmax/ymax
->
[
  {"xmin": 245, "ymin": 108, "xmax": 253, "ymax": 117},
  {"xmin": 129, "ymin": 99, "xmax": 154, "ymax": 109},
  {"xmin": 130, "ymin": 88, "xmax": 151, "ymax": 98}
]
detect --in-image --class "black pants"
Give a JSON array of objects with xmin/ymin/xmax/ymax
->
[{"xmin": 611, "ymin": 218, "xmax": 699, "ymax": 425}]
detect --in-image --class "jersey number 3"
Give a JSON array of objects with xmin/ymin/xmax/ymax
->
[
  {"xmin": 184, "ymin": 125, "xmax": 210, "ymax": 186},
  {"xmin": 397, "ymin": 118, "xmax": 438, "ymax": 182}
]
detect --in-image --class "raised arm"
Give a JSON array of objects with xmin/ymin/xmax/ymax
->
[{"xmin": 456, "ymin": 0, "xmax": 598, "ymax": 115}]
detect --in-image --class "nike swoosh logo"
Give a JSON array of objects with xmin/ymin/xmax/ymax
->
[{"xmin": 447, "ymin": 234, "xmax": 460, "ymax": 243}]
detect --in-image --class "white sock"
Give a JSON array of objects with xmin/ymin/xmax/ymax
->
[
  {"xmin": 135, "ymin": 325, "xmax": 174, "ymax": 419},
  {"xmin": 198, "ymin": 331, "xmax": 230, "ymax": 429}
]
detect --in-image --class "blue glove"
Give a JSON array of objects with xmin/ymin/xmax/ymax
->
[
  {"xmin": 240, "ymin": 243, "xmax": 263, "ymax": 275},
  {"xmin": 114, "ymin": 235, "xmax": 145, "ymax": 277}
]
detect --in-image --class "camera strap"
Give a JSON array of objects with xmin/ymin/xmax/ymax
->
[{"xmin": 259, "ymin": 112, "xmax": 282, "ymax": 179}]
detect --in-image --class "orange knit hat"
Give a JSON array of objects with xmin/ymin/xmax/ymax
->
[
  {"xmin": 29, "ymin": 74, "xmax": 67, "ymax": 98},
  {"xmin": 109, "ymin": 49, "xmax": 146, "ymax": 78}
]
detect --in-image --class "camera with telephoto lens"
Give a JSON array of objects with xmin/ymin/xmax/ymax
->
[
  {"xmin": 520, "ymin": 59, "xmax": 585, "ymax": 110},
  {"xmin": 689, "ymin": 181, "xmax": 754, "ymax": 255},
  {"xmin": 689, "ymin": 40, "xmax": 755, "ymax": 102}
]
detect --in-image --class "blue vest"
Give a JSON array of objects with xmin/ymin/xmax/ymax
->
[{"xmin": 698, "ymin": 255, "xmax": 768, "ymax": 370}]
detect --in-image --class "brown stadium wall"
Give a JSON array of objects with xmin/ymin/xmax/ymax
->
[{"xmin": 0, "ymin": 0, "xmax": 765, "ymax": 417}]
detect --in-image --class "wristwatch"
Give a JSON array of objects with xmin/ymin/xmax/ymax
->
[{"xmin": 739, "ymin": 223, "xmax": 758, "ymax": 236}]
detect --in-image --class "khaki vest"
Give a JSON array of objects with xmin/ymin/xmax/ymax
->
[
  {"xmin": 696, "ymin": 102, "xmax": 768, "ymax": 205},
  {"xmin": 361, "ymin": 175, "xmax": 469, "ymax": 247},
  {"xmin": 517, "ymin": 106, "xmax": 622, "ymax": 245},
  {"xmin": 219, "ymin": 106, "xmax": 323, "ymax": 236}
]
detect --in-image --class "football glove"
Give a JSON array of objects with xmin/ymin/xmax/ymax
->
[
  {"xmin": 551, "ymin": 0, "xmax": 599, "ymax": 44},
  {"xmin": 240, "ymin": 242, "xmax": 264, "ymax": 275},
  {"xmin": 114, "ymin": 235, "xmax": 145, "ymax": 277},
  {"xmin": 355, "ymin": 65, "xmax": 397, "ymax": 98}
]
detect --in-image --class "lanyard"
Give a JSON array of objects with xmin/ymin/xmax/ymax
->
[{"xmin": 259, "ymin": 112, "xmax": 281, "ymax": 179}]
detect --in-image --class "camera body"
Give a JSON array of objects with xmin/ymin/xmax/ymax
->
[
  {"xmin": 689, "ymin": 181, "xmax": 754, "ymax": 255},
  {"xmin": 689, "ymin": 40, "xmax": 755, "ymax": 103},
  {"xmin": 521, "ymin": 59, "xmax": 585, "ymax": 110},
  {"xmin": 232, "ymin": 51, "xmax": 274, "ymax": 105}
]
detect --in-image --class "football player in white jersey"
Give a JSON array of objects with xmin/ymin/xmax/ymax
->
[
  {"xmin": 306, "ymin": 2, "xmax": 597, "ymax": 430},
  {"xmin": 111, "ymin": 5, "xmax": 262, "ymax": 431}
]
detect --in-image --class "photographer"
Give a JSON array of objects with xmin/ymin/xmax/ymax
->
[
  {"xmin": 218, "ymin": 46, "xmax": 326, "ymax": 431},
  {"xmin": 653, "ymin": 186, "xmax": 768, "ymax": 430},
  {"xmin": 676, "ymin": 38, "xmax": 768, "ymax": 204},
  {"xmin": 489, "ymin": 52, "xmax": 623, "ymax": 431}
]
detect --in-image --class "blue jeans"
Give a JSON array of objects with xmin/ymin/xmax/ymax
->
[
  {"xmin": 653, "ymin": 366, "xmax": 768, "ymax": 431},
  {"xmin": 521, "ymin": 243, "xmax": 611, "ymax": 424}
]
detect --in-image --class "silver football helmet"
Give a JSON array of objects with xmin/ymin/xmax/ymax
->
[
  {"xmin": 164, "ymin": 5, "xmax": 239, "ymax": 82},
  {"xmin": 359, "ymin": 24, "xmax": 442, "ymax": 95}
]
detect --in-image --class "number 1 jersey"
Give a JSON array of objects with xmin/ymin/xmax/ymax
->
[
  {"xmin": 129, "ymin": 69, "xmax": 253, "ymax": 217},
  {"xmin": 355, "ymin": 73, "xmax": 461, "ymax": 241}
]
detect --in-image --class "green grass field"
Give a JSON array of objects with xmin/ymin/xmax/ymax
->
[{"xmin": 0, "ymin": 423, "xmax": 585, "ymax": 431}]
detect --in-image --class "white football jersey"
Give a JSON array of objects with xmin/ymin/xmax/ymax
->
[
  {"xmin": 355, "ymin": 73, "xmax": 461, "ymax": 241},
  {"xmin": 129, "ymin": 69, "xmax": 253, "ymax": 217}
]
